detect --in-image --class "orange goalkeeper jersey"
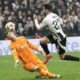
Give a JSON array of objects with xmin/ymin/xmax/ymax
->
[{"xmin": 10, "ymin": 36, "xmax": 42, "ymax": 64}]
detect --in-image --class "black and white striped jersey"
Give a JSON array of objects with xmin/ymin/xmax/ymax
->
[{"xmin": 34, "ymin": 13, "xmax": 66, "ymax": 41}]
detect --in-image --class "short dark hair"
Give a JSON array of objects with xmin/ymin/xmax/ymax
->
[{"xmin": 43, "ymin": 4, "xmax": 52, "ymax": 11}]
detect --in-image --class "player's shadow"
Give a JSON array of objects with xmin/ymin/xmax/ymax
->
[
  {"xmin": 20, "ymin": 77, "xmax": 35, "ymax": 80},
  {"xmin": 20, "ymin": 77, "xmax": 62, "ymax": 80}
]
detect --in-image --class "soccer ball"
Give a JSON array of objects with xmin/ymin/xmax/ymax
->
[{"xmin": 5, "ymin": 22, "xmax": 15, "ymax": 31}]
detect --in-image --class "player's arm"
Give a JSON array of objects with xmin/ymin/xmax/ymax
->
[
  {"xmin": 27, "ymin": 40, "xmax": 45, "ymax": 55},
  {"xmin": 11, "ymin": 48, "xmax": 19, "ymax": 67},
  {"xmin": 12, "ymin": 48, "xmax": 19, "ymax": 62},
  {"xmin": 59, "ymin": 17, "xmax": 63, "ymax": 25},
  {"xmin": 27, "ymin": 40, "xmax": 40, "ymax": 51},
  {"xmin": 34, "ymin": 17, "xmax": 47, "ymax": 30}
]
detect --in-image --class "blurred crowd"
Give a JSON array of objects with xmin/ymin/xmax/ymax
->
[{"xmin": 0, "ymin": 0, "xmax": 80, "ymax": 38}]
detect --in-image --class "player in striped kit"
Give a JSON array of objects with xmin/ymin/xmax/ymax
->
[{"xmin": 34, "ymin": 4, "xmax": 80, "ymax": 64}]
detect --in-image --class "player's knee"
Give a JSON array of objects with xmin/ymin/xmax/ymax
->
[
  {"xmin": 59, "ymin": 54, "xmax": 65, "ymax": 60},
  {"xmin": 32, "ymin": 66, "xmax": 40, "ymax": 71},
  {"xmin": 40, "ymin": 38, "xmax": 49, "ymax": 44},
  {"xmin": 60, "ymin": 57, "xmax": 64, "ymax": 60},
  {"xmin": 40, "ymin": 39, "xmax": 45, "ymax": 44}
]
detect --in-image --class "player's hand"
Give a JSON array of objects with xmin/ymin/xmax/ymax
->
[
  {"xmin": 14, "ymin": 60, "xmax": 19, "ymax": 68},
  {"xmin": 33, "ymin": 14, "xmax": 37, "ymax": 19},
  {"xmin": 38, "ymin": 49, "xmax": 46, "ymax": 56}
]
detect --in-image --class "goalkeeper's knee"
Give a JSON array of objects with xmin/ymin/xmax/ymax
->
[{"xmin": 31, "ymin": 66, "xmax": 39, "ymax": 72}]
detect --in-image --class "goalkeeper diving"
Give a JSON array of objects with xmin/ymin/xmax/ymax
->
[{"xmin": 5, "ymin": 30, "xmax": 60, "ymax": 79}]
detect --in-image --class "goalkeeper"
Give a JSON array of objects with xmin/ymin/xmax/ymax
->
[{"xmin": 6, "ymin": 31, "xmax": 60, "ymax": 79}]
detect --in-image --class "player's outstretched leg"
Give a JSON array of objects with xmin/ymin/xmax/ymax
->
[
  {"xmin": 40, "ymin": 37, "xmax": 53, "ymax": 64},
  {"xmin": 40, "ymin": 42, "xmax": 52, "ymax": 64},
  {"xmin": 36, "ymin": 66, "xmax": 61, "ymax": 78},
  {"xmin": 23, "ymin": 63, "xmax": 61, "ymax": 78},
  {"xmin": 35, "ymin": 74, "xmax": 60, "ymax": 79},
  {"xmin": 59, "ymin": 54, "xmax": 80, "ymax": 61},
  {"xmin": 43, "ymin": 53, "xmax": 52, "ymax": 64}
]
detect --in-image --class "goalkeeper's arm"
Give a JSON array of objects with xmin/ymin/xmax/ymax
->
[{"xmin": 11, "ymin": 48, "xmax": 19, "ymax": 67}]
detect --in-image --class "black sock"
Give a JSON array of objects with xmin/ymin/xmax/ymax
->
[
  {"xmin": 40, "ymin": 43, "xmax": 50, "ymax": 55},
  {"xmin": 64, "ymin": 55, "xmax": 80, "ymax": 61}
]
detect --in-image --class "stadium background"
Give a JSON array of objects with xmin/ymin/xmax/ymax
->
[
  {"xmin": 0, "ymin": 0, "xmax": 80, "ymax": 55},
  {"xmin": 0, "ymin": 0, "xmax": 80, "ymax": 38}
]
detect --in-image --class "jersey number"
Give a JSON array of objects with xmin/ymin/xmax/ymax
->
[{"xmin": 53, "ymin": 21, "xmax": 60, "ymax": 30}]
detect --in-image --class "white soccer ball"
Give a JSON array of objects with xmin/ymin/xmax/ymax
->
[{"xmin": 5, "ymin": 22, "xmax": 15, "ymax": 31}]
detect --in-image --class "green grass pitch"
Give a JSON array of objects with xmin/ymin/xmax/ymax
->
[{"xmin": 0, "ymin": 52, "xmax": 80, "ymax": 80}]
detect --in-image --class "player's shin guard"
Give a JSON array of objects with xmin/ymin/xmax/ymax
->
[
  {"xmin": 40, "ymin": 43, "xmax": 52, "ymax": 64},
  {"xmin": 40, "ymin": 43, "xmax": 50, "ymax": 55},
  {"xmin": 64, "ymin": 55, "xmax": 80, "ymax": 61}
]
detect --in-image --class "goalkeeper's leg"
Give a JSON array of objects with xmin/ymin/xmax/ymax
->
[
  {"xmin": 31, "ymin": 65, "xmax": 60, "ymax": 78},
  {"xmin": 37, "ymin": 67, "xmax": 60, "ymax": 78},
  {"xmin": 23, "ymin": 63, "xmax": 60, "ymax": 78}
]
